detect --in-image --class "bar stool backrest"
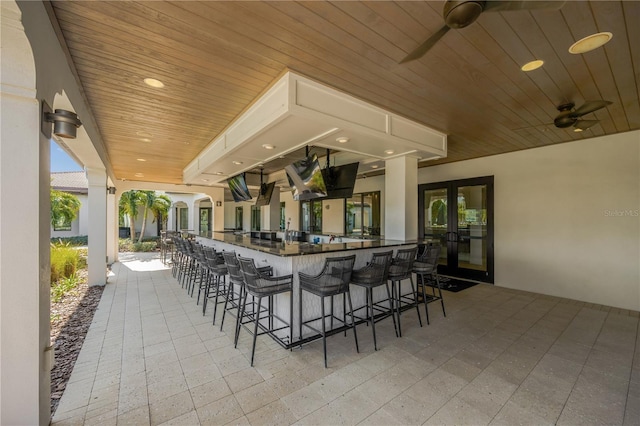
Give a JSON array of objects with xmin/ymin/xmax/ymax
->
[
  {"xmin": 237, "ymin": 257, "xmax": 263, "ymax": 292},
  {"xmin": 222, "ymin": 251, "xmax": 243, "ymax": 285},
  {"xmin": 419, "ymin": 244, "xmax": 441, "ymax": 274},
  {"xmin": 316, "ymin": 255, "xmax": 356, "ymax": 294},
  {"xmin": 390, "ymin": 247, "xmax": 418, "ymax": 280}
]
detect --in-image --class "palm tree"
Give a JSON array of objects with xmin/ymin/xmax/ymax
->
[
  {"xmin": 119, "ymin": 190, "xmax": 141, "ymax": 240},
  {"xmin": 150, "ymin": 194, "xmax": 172, "ymax": 231},
  {"xmin": 50, "ymin": 189, "xmax": 81, "ymax": 229},
  {"xmin": 138, "ymin": 192, "xmax": 172, "ymax": 243}
]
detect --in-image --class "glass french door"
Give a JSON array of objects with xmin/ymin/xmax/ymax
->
[
  {"xmin": 418, "ymin": 176, "xmax": 494, "ymax": 282},
  {"xmin": 199, "ymin": 207, "xmax": 211, "ymax": 236}
]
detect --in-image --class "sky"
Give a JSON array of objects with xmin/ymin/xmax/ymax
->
[{"xmin": 51, "ymin": 139, "xmax": 83, "ymax": 172}]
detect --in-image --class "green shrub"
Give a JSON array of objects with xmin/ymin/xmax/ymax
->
[
  {"xmin": 49, "ymin": 236, "xmax": 88, "ymax": 246},
  {"xmin": 119, "ymin": 238, "xmax": 158, "ymax": 252},
  {"xmin": 50, "ymin": 242, "xmax": 81, "ymax": 284},
  {"xmin": 133, "ymin": 241, "xmax": 158, "ymax": 252},
  {"xmin": 51, "ymin": 273, "xmax": 80, "ymax": 303}
]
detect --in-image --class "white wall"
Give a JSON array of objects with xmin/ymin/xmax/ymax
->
[
  {"xmin": 419, "ymin": 131, "xmax": 640, "ymax": 311},
  {"xmin": 322, "ymin": 198, "xmax": 345, "ymax": 234}
]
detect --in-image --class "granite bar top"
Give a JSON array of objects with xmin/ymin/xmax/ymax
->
[{"xmin": 200, "ymin": 232, "xmax": 417, "ymax": 257}]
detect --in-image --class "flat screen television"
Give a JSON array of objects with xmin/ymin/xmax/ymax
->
[
  {"xmin": 320, "ymin": 162, "xmax": 359, "ymax": 199},
  {"xmin": 227, "ymin": 173, "xmax": 252, "ymax": 202},
  {"xmin": 254, "ymin": 181, "xmax": 276, "ymax": 207},
  {"xmin": 284, "ymin": 153, "xmax": 327, "ymax": 201}
]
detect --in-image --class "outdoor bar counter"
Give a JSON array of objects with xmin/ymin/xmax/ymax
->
[{"xmin": 197, "ymin": 232, "xmax": 418, "ymax": 347}]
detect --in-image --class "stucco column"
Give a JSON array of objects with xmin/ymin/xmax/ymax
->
[
  {"xmin": 201, "ymin": 187, "xmax": 225, "ymax": 232},
  {"xmin": 266, "ymin": 188, "xmax": 281, "ymax": 231},
  {"xmin": 106, "ymin": 188, "xmax": 118, "ymax": 264},
  {"xmin": 384, "ymin": 156, "xmax": 418, "ymax": 241},
  {"xmin": 0, "ymin": 1, "xmax": 50, "ymax": 423},
  {"xmin": 86, "ymin": 167, "xmax": 107, "ymax": 286}
]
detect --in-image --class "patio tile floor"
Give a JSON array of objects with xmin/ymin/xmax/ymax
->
[{"xmin": 52, "ymin": 252, "xmax": 640, "ymax": 425}]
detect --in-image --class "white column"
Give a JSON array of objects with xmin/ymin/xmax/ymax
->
[
  {"xmin": 384, "ymin": 156, "xmax": 418, "ymax": 241},
  {"xmin": 266, "ymin": 189, "xmax": 281, "ymax": 231},
  {"xmin": 106, "ymin": 188, "xmax": 118, "ymax": 264},
  {"xmin": 86, "ymin": 167, "xmax": 107, "ymax": 286},
  {"xmin": 207, "ymin": 187, "xmax": 225, "ymax": 232},
  {"xmin": 0, "ymin": 1, "xmax": 50, "ymax": 423}
]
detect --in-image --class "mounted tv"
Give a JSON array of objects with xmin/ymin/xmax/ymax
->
[
  {"xmin": 321, "ymin": 162, "xmax": 359, "ymax": 199},
  {"xmin": 254, "ymin": 182, "xmax": 276, "ymax": 207},
  {"xmin": 284, "ymin": 153, "xmax": 327, "ymax": 201},
  {"xmin": 227, "ymin": 173, "xmax": 252, "ymax": 202}
]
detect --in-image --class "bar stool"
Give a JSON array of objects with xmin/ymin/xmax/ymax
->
[
  {"xmin": 201, "ymin": 246, "xmax": 228, "ymax": 322},
  {"xmin": 220, "ymin": 251, "xmax": 272, "ymax": 344},
  {"xmin": 413, "ymin": 244, "xmax": 446, "ymax": 324},
  {"xmin": 237, "ymin": 256, "xmax": 293, "ymax": 366},
  {"xmin": 350, "ymin": 250, "xmax": 395, "ymax": 350},
  {"xmin": 299, "ymin": 255, "xmax": 358, "ymax": 368},
  {"xmin": 388, "ymin": 247, "xmax": 421, "ymax": 337}
]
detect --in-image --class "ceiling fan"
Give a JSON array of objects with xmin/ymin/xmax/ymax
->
[
  {"xmin": 553, "ymin": 100, "xmax": 612, "ymax": 130},
  {"xmin": 400, "ymin": 1, "xmax": 565, "ymax": 64}
]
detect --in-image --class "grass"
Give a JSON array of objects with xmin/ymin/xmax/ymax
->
[
  {"xmin": 51, "ymin": 274, "xmax": 80, "ymax": 303},
  {"xmin": 50, "ymin": 242, "xmax": 82, "ymax": 284}
]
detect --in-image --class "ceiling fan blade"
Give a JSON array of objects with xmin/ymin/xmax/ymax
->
[
  {"xmin": 571, "ymin": 100, "xmax": 612, "ymax": 117},
  {"xmin": 400, "ymin": 26, "xmax": 451, "ymax": 64},
  {"xmin": 484, "ymin": 1, "xmax": 566, "ymax": 13},
  {"xmin": 573, "ymin": 120, "xmax": 599, "ymax": 130}
]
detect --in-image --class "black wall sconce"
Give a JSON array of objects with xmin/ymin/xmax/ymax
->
[
  {"xmin": 41, "ymin": 100, "xmax": 82, "ymax": 139},
  {"xmin": 107, "ymin": 187, "xmax": 116, "ymax": 195},
  {"xmin": 215, "ymin": 201, "xmax": 222, "ymax": 207}
]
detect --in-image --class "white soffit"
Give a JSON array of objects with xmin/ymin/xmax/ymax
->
[{"xmin": 183, "ymin": 71, "xmax": 447, "ymax": 185}]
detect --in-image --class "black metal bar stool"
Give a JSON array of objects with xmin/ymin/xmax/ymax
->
[
  {"xmin": 220, "ymin": 251, "xmax": 272, "ymax": 345},
  {"xmin": 299, "ymin": 255, "xmax": 358, "ymax": 368},
  {"xmin": 388, "ymin": 247, "xmax": 421, "ymax": 337},
  {"xmin": 237, "ymin": 256, "xmax": 293, "ymax": 366},
  {"xmin": 350, "ymin": 250, "xmax": 395, "ymax": 350},
  {"xmin": 201, "ymin": 246, "xmax": 227, "ymax": 322},
  {"xmin": 413, "ymin": 243, "xmax": 446, "ymax": 324}
]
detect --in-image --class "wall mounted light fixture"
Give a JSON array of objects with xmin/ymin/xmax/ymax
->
[
  {"xmin": 41, "ymin": 100, "xmax": 83, "ymax": 139},
  {"xmin": 107, "ymin": 187, "xmax": 117, "ymax": 195}
]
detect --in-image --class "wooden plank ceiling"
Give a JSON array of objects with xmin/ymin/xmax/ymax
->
[{"xmin": 48, "ymin": 1, "xmax": 640, "ymax": 185}]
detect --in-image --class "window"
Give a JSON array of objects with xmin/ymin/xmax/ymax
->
[
  {"xmin": 345, "ymin": 191, "xmax": 380, "ymax": 236},
  {"xmin": 300, "ymin": 200, "xmax": 322, "ymax": 233},
  {"xmin": 251, "ymin": 205, "xmax": 261, "ymax": 231},
  {"xmin": 53, "ymin": 216, "xmax": 72, "ymax": 231},
  {"xmin": 176, "ymin": 206, "xmax": 189, "ymax": 230}
]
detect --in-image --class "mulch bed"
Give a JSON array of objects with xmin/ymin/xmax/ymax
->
[{"xmin": 50, "ymin": 269, "xmax": 104, "ymax": 416}]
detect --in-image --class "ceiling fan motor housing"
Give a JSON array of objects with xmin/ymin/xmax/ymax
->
[
  {"xmin": 554, "ymin": 102, "xmax": 576, "ymax": 128},
  {"xmin": 444, "ymin": 1, "xmax": 485, "ymax": 28}
]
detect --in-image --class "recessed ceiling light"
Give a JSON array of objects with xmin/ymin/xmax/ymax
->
[
  {"xmin": 140, "ymin": 138, "xmax": 151, "ymax": 143},
  {"xmin": 569, "ymin": 32, "xmax": 613, "ymax": 54},
  {"xmin": 136, "ymin": 131, "xmax": 153, "ymax": 138},
  {"xmin": 134, "ymin": 173, "xmax": 144, "ymax": 177},
  {"xmin": 336, "ymin": 137, "xmax": 349, "ymax": 144},
  {"xmin": 384, "ymin": 149, "xmax": 395, "ymax": 155},
  {"xmin": 215, "ymin": 172, "xmax": 223, "ymax": 175},
  {"xmin": 143, "ymin": 78, "xmax": 165, "ymax": 88},
  {"xmin": 262, "ymin": 144, "xmax": 275, "ymax": 150},
  {"xmin": 278, "ymin": 155, "xmax": 285, "ymax": 159},
  {"xmin": 574, "ymin": 128, "xmax": 583, "ymax": 132},
  {"xmin": 202, "ymin": 178, "xmax": 209, "ymax": 182},
  {"xmin": 521, "ymin": 59, "xmax": 544, "ymax": 72},
  {"xmin": 232, "ymin": 161, "xmax": 243, "ymax": 165},
  {"xmin": 136, "ymin": 158, "xmax": 146, "ymax": 162},
  {"xmin": 183, "ymin": 142, "xmax": 190, "ymax": 145},
  {"xmin": 371, "ymin": 165, "xmax": 379, "ymax": 169}
]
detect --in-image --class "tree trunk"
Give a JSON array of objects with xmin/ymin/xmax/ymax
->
[
  {"xmin": 138, "ymin": 206, "xmax": 148, "ymax": 243},
  {"xmin": 129, "ymin": 213, "xmax": 136, "ymax": 242}
]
